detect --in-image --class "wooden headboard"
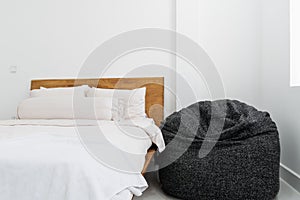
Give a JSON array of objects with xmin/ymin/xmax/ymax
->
[{"xmin": 31, "ymin": 77, "xmax": 164, "ymax": 126}]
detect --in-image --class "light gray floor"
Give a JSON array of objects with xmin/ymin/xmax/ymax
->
[{"xmin": 135, "ymin": 172, "xmax": 300, "ymax": 200}]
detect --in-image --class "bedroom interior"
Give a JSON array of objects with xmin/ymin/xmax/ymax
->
[{"xmin": 0, "ymin": 0, "xmax": 300, "ymax": 200}]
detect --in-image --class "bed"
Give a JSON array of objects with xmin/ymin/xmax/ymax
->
[{"xmin": 0, "ymin": 77, "xmax": 165, "ymax": 200}]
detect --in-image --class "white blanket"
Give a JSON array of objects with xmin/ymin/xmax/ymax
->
[{"xmin": 0, "ymin": 119, "xmax": 165, "ymax": 200}]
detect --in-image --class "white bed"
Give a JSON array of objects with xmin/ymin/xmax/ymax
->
[
  {"xmin": 0, "ymin": 119, "xmax": 164, "ymax": 200},
  {"xmin": 0, "ymin": 77, "xmax": 165, "ymax": 200}
]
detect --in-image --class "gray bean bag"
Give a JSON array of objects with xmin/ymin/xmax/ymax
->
[{"xmin": 158, "ymin": 100, "xmax": 280, "ymax": 200}]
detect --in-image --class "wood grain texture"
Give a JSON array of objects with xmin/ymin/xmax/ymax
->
[
  {"xmin": 141, "ymin": 149, "xmax": 156, "ymax": 175},
  {"xmin": 31, "ymin": 77, "xmax": 164, "ymax": 126}
]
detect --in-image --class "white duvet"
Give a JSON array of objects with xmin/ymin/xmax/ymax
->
[{"xmin": 0, "ymin": 119, "xmax": 165, "ymax": 200}]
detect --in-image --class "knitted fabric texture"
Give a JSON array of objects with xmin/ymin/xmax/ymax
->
[{"xmin": 158, "ymin": 100, "xmax": 280, "ymax": 200}]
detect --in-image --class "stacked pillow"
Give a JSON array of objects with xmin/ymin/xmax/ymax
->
[
  {"xmin": 18, "ymin": 85, "xmax": 147, "ymax": 121},
  {"xmin": 87, "ymin": 87, "xmax": 146, "ymax": 120},
  {"xmin": 30, "ymin": 85, "xmax": 90, "ymax": 97}
]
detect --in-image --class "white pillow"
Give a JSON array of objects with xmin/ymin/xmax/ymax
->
[
  {"xmin": 87, "ymin": 87, "xmax": 146, "ymax": 120},
  {"xmin": 30, "ymin": 85, "xmax": 90, "ymax": 97},
  {"xmin": 74, "ymin": 97, "xmax": 113, "ymax": 120},
  {"xmin": 17, "ymin": 96, "xmax": 112, "ymax": 120}
]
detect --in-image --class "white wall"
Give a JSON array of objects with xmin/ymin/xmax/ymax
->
[
  {"xmin": 176, "ymin": 0, "xmax": 262, "ymax": 109},
  {"xmin": 290, "ymin": 0, "xmax": 300, "ymax": 87},
  {"xmin": 262, "ymin": 0, "xmax": 300, "ymax": 176},
  {"xmin": 0, "ymin": 0, "xmax": 176, "ymax": 119},
  {"xmin": 0, "ymin": 0, "xmax": 264, "ymax": 118}
]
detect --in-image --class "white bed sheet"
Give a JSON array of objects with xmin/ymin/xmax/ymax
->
[{"xmin": 0, "ymin": 119, "xmax": 162, "ymax": 200}]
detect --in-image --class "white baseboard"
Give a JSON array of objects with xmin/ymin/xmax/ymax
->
[{"xmin": 280, "ymin": 163, "xmax": 300, "ymax": 193}]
